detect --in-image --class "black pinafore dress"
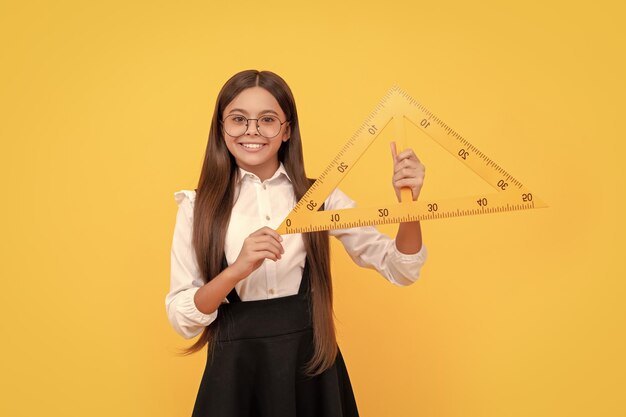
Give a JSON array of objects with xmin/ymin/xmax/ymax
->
[{"xmin": 191, "ymin": 259, "xmax": 359, "ymax": 417}]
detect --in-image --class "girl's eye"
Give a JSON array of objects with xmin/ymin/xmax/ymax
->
[
  {"xmin": 260, "ymin": 116, "xmax": 277, "ymax": 123},
  {"xmin": 232, "ymin": 116, "xmax": 246, "ymax": 123}
]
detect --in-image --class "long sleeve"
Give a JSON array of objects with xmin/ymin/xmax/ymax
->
[
  {"xmin": 165, "ymin": 190, "xmax": 218, "ymax": 339},
  {"xmin": 326, "ymin": 188, "xmax": 428, "ymax": 286}
]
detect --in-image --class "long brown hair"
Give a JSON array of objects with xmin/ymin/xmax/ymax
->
[{"xmin": 179, "ymin": 70, "xmax": 336, "ymax": 376}]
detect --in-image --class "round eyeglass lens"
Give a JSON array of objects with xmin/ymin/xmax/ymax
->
[{"xmin": 223, "ymin": 114, "xmax": 282, "ymax": 138}]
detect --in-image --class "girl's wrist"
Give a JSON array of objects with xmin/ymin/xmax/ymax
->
[{"xmin": 224, "ymin": 262, "xmax": 249, "ymax": 283}]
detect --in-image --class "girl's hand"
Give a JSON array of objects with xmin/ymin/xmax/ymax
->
[
  {"xmin": 390, "ymin": 142, "xmax": 425, "ymax": 202},
  {"xmin": 230, "ymin": 226, "xmax": 284, "ymax": 279}
]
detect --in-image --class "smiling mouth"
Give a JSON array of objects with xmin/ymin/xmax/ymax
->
[{"xmin": 239, "ymin": 143, "xmax": 266, "ymax": 150}]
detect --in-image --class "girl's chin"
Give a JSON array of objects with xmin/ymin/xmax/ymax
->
[{"xmin": 235, "ymin": 158, "xmax": 280, "ymax": 178}]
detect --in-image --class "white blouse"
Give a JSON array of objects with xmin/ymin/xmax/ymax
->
[{"xmin": 166, "ymin": 163, "xmax": 428, "ymax": 339}]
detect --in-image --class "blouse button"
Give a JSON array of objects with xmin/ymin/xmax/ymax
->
[
  {"xmin": 268, "ymin": 289, "xmax": 275, "ymax": 295},
  {"xmin": 265, "ymin": 215, "xmax": 270, "ymax": 221},
  {"xmin": 262, "ymin": 184, "xmax": 267, "ymax": 190}
]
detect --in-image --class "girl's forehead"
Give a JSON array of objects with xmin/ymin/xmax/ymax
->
[{"xmin": 225, "ymin": 87, "xmax": 284, "ymax": 116}]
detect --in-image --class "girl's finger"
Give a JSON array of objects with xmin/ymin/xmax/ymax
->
[
  {"xmin": 258, "ymin": 251, "xmax": 280, "ymax": 262},
  {"xmin": 252, "ymin": 236, "xmax": 284, "ymax": 254},
  {"xmin": 249, "ymin": 250, "xmax": 280, "ymax": 263},
  {"xmin": 394, "ymin": 170, "xmax": 420, "ymax": 183},
  {"xmin": 394, "ymin": 178, "xmax": 422, "ymax": 188},
  {"xmin": 396, "ymin": 148, "xmax": 420, "ymax": 163},
  {"xmin": 248, "ymin": 245, "xmax": 281, "ymax": 262},
  {"xmin": 390, "ymin": 141, "xmax": 398, "ymax": 163},
  {"xmin": 394, "ymin": 163, "xmax": 425, "ymax": 178},
  {"xmin": 393, "ymin": 159, "xmax": 419, "ymax": 174},
  {"xmin": 250, "ymin": 226, "xmax": 283, "ymax": 242}
]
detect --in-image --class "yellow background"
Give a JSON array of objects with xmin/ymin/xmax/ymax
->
[{"xmin": 1, "ymin": 1, "xmax": 624, "ymax": 416}]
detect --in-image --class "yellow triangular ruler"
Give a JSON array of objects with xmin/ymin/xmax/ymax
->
[{"xmin": 276, "ymin": 85, "xmax": 547, "ymax": 234}]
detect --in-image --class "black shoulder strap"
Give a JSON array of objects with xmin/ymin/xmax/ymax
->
[
  {"xmin": 298, "ymin": 258, "xmax": 311, "ymax": 295},
  {"xmin": 221, "ymin": 256, "xmax": 242, "ymax": 303}
]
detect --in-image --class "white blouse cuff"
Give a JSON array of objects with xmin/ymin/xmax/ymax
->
[
  {"xmin": 392, "ymin": 242, "xmax": 428, "ymax": 262},
  {"xmin": 177, "ymin": 287, "xmax": 218, "ymax": 326}
]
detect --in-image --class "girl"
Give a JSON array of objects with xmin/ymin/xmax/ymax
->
[{"xmin": 166, "ymin": 70, "xmax": 428, "ymax": 417}]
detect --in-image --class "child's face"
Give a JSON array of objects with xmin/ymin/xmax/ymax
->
[{"xmin": 222, "ymin": 86, "xmax": 290, "ymax": 181}]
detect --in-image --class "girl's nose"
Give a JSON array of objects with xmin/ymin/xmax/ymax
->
[{"xmin": 245, "ymin": 119, "xmax": 260, "ymax": 135}]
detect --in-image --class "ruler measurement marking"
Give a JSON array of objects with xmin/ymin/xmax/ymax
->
[{"xmin": 283, "ymin": 200, "xmax": 538, "ymax": 234}]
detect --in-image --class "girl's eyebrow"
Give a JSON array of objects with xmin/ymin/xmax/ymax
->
[{"xmin": 227, "ymin": 108, "xmax": 280, "ymax": 116}]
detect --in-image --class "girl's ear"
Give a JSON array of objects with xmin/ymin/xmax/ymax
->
[{"xmin": 283, "ymin": 124, "xmax": 291, "ymax": 142}]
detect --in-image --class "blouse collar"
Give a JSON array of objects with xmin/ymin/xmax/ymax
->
[{"xmin": 237, "ymin": 162, "xmax": 292, "ymax": 184}]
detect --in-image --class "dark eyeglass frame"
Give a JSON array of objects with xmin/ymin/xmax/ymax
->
[{"xmin": 220, "ymin": 114, "xmax": 290, "ymax": 139}]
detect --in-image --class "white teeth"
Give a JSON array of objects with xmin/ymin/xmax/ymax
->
[{"xmin": 241, "ymin": 143, "xmax": 264, "ymax": 149}]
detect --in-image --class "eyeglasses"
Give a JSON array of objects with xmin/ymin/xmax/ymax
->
[{"xmin": 221, "ymin": 114, "xmax": 289, "ymax": 139}]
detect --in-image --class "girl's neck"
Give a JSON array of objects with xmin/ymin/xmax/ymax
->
[{"xmin": 239, "ymin": 160, "xmax": 280, "ymax": 182}]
